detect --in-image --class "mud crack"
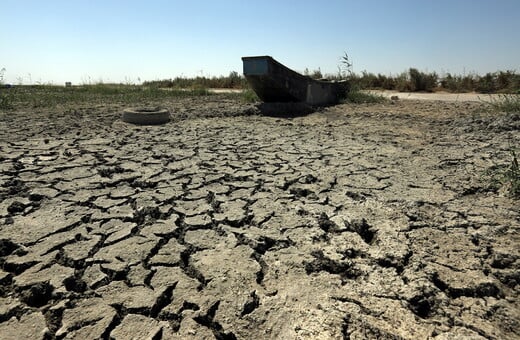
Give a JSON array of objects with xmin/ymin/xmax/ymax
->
[
  {"xmin": 193, "ymin": 301, "xmax": 237, "ymax": 340},
  {"xmin": 305, "ymin": 250, "xmax": 362, "ymax": 283}
]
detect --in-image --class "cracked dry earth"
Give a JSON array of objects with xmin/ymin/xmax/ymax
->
[{"xmin": 0, "ymin": 96, "xmax": 519, "ymax": 339}]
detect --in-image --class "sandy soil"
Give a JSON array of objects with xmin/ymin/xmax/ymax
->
[
  {"xmin": 0, "ymin": 96, "xmax": 519, "ymax": 339},
  {"xmin": 208, "ymin": 89, "xmax": 505, "ymax": 103},
  {"xmin": 367, "ymin": 90, "xmax": 504, "ymax": 102}
]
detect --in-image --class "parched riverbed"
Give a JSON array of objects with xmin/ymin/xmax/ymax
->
[{"xmin": 0, "ymin": 96, "xmax": 518, "ymax": 339}]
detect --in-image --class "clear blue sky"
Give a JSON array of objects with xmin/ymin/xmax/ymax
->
[{"xmin": 2, "ymin": 0, "xmax": 519, "ymax": 84}]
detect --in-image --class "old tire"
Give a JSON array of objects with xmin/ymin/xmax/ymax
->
[{"xmin": 122, "ymin": 107, "xmax": 170, "ymax": 125}]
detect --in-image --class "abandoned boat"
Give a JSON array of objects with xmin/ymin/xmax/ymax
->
[{"xmin": 242, "ymin": 56, "xmax": 348, "ymax": 105}]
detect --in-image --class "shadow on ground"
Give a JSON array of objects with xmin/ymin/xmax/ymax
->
[{"xmin": 256, "ymin": 102, "xmax": 316, "ymax": 118}]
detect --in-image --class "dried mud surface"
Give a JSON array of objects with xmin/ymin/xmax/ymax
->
[{"xmin": 0, "ymin": 96, "xmax": 519, "ymax": 339}]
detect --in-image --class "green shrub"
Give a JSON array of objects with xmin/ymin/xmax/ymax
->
[
  {"xmin": 408, "ymin": 68, "xmax": 438, "ymax": 92},
  {"xmin": 484, "ymin": 94, "xmax": 520, "ymax": 113},
  {"xmin": 241, "ymin": 89, "xmax": 259, "ymax": 103},
  {"xmin": 476, "ymin": 73, "xmax": 496, "ymax": 93},
  {"xmin": 344, "ymin": 88, "xmax": 386, "ymax": 104},
  {"xmin": 395, "ymin": 72, "xmax": 412, "ymax": 92},
  {"xmin": 0, "ymin": 67, "xmax": 12, "ymax": 110},
  {"xmin": 508, "ymin": 150, "xmax": 520, "ymax": 198},
  {"xmin": 440, "ymin": 73, "xmax": 476, "ymax": 92},
  {"xmin": 483, "ymin": 149, "xmax": 520, "ymax": 198},
  {"xmin": 336, "ymin": 57, "xmax": 518, "ymax": 94},
  {"xmin": 0, "ymin": 90, "xmax": 13, "ymax": 110}
]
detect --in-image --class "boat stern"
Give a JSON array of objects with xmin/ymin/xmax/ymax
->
[{"xmin": 242, "ymin": 56, "xmax": 270, "ymax": 76}]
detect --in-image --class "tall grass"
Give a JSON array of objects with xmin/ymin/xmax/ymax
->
[
  {"xmin": 2, "ymin": 66, "xmax": 519, "ymax": 111},
  {"xmin": 485, "ymin": 150, "xmax": 520, "ymax": 199},
  {"xmin": 343, "ymin": 88, "xmax": 386, "ymax": 104},
  {"xmin": 144, "ymin": 71, "xmax": 248, "ymax": 89},
  {"xmin": 240, "ymin": 89, "xmax": 259, "ymax": 103},
  {"xmin": 0, "ymin": 88, "xmax": 13, "ymax": 110},
  {"xmin": 483, "ymin": 94, "xmax": 520, "ymax": 113},
  {"xmin": 479, "ymin": 93, "xmax": 519, "ymax": 197},
  {"xmin": 508, "ymin": 150, "xmax": 520, "ymax": 198},
  {"xmin": 0, "ymin": 84, "xmax": 212, "ymax": 110},
  {"xmin": 140, "ymin": 63, "xmax": 520, "ymax": 94},
  {"xmin": 330, "ymin": 69, "xmax": 519, "ymax": 94},
  {"xmin": 0, "ymin": 67, "xmax": 13, "ymax": 110}
]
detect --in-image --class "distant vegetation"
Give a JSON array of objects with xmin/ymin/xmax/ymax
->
[
  {"xmin": 341, "ymin": 69, "xmax": 520, "ymax": 94},
  {"xmin": 0, "ymin": 84, "xmax": 212, "ymax": 110},
  {"xmin": 332, "ymin": 52, "xmax": 520, "ymax": 94},
  {"xmin": 143, "ymin": 69, "xmax": 519, "ymax": 94},
  {"xmin": 2, "ymin": 66, "xmax": 519, "ymax": 96},
  {"xmin": 1, "ymin": 59, "xmax": 519, "ymax": 110},
  {"xmin": 143, "ymin": 71, "xmax": 248, "ymax": 89}
]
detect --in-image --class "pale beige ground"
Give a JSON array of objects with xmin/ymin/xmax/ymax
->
[
  {"xmin": 209, "ymin": 88, "xmax": 505, "ymax": 103},
  {"xmin": 0, "ymin": 96, "xmax": 518, "ymax": 339},
  {"xmin": 367, "ymin": 90, "xmax": 503, "ymax": 102}
]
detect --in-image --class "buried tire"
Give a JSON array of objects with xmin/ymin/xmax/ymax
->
[{"xmin": 122, "ymin": 107, "xmax": 170, "ymax": 125}]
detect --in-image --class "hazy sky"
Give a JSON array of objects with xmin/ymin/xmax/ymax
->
[{"xmin": 2, "ymin": 0, "xmax": 519, "ymax": 84}]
